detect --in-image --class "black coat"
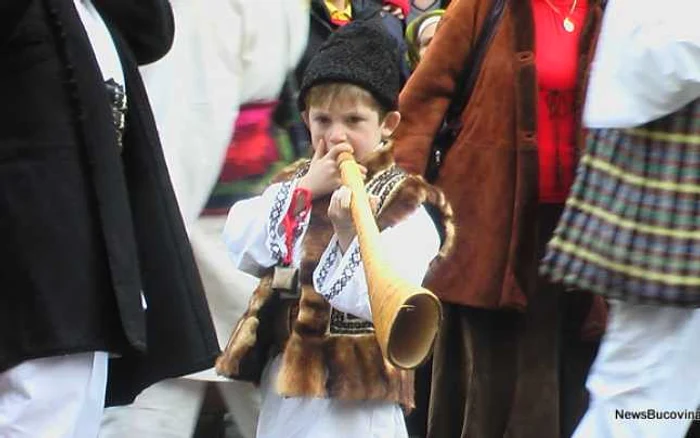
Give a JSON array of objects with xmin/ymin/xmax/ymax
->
[{"xmin": 0, "ymin": 0, "xmax": 219, "ymax": 405}]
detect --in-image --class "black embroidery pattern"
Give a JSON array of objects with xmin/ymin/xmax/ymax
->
[
  {"xmin": 330, "ymin": 308, "xmax": 374, "ymax": 335},
  {"xmin": 268, "ymin": 180, "xmax": 295, "ymax": 262},
  {"xmin": 315, "ymin": 241, "xmax": 341, "ymax": 289},
  {"xmin": 294, "ymin": 162, "xmax": 311, "ymax": 178},
  {"xmin": 366, "ymin": 165, "xmax": 407, "ymax": 213},
  {"xmin": 105, "ymin": 78, "xmax": 127, "ymax": 150},
  {"xmin": 322, "ymin": 244, "xmax": 362, "ymax": 302}
]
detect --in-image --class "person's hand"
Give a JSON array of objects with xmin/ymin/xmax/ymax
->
[
  {"xmin": 328, "ymin": 187, "xmax": 379, "ymax": 253},
  {"xmin": 382, "ymin": 4, "xmax": 405, "ymax": 20},
  {"xmin": 298, "ymin": 139, "xmax": 366, "ymax": 199}
]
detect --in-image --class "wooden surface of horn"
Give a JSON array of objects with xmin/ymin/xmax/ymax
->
[{"xmin": 336, "ymin": 151, "xmax": 441, "ymax": 369}]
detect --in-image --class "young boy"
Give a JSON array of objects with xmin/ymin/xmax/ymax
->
[{"xmin": 219, "ymin": 20, "xmax": 453, "ymax": 438}]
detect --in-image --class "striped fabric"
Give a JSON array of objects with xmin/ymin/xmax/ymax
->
[{"xmin": 540, "ymin": 100, "xmax": 700, "ymax": 307}]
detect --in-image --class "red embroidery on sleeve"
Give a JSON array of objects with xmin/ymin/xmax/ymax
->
[{"xmin": 280, "ymin": 187, "xmax": 312, "ymax": 265}]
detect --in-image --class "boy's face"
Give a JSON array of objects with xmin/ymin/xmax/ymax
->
[{"xmin": 304, "ymin": 97, "xmax": 400, "ymax": 163}]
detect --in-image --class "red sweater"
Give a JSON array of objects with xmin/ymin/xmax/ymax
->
[{"xmin": 532, "ymin": 0, "xmax": 588, "ymax": 203}]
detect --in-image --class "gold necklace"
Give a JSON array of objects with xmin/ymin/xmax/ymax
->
[{"xmin": 542, "ymin": 0, "xmax": 578, "ymax": 33}]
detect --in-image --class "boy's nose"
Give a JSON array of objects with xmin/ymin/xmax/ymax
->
[{"xmin": 327, "ymin": 124, "xmax": 347, "ymax": 144}]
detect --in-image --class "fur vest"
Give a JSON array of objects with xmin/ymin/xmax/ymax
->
[{"xmin": 217, "ymin": 142, "xmax": 453, "ymax": 410}]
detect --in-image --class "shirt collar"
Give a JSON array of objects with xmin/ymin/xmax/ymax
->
[{"xmin": 324, "ymin": 0, "xmax": 352, "ymax": 22}]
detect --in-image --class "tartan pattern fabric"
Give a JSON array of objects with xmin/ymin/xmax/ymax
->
[{"xmin": 540, "ymin": 100, "xmax": 700, "ymax": 307}]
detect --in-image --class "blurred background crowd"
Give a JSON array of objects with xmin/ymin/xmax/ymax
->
[{"xmin": 7, "ymin": 1, "xmax": 700, "ymax": 438}]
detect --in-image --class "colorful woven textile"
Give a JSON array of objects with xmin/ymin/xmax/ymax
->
[
  {"xmin": 540, "ymin": 100, "xmax": 700, "ymax": 307},
  {"xmin": 202, "ymin": 102, "xmax": 305, "ymax": 216}
]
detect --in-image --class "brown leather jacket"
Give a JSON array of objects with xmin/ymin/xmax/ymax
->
[{"xmin": 393, "ymin": 0, "xmax": 602, "ymax": 310}]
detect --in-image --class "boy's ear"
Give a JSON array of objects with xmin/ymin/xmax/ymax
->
[
  {"xmin": 381, "ymin": 111, "xmax": 401, "ymax": 138},
  {"xmin": 301, "ymin": 111, "xmax": 310, "ymax": 127}
]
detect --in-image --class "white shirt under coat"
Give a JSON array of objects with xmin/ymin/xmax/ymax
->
[{"xmin": 73, "ymin": 0, "xmax": 124, "ymax": 88}]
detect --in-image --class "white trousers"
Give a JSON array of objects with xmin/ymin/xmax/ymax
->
[
  {"xmin": 0, "ymin": 352, "xmax": 108, "ymax": 438},
  {"xmin": 256, "ymin": 356, "xmax": 408, "ymax": 438},
  {"xmin": 573, "ymin": 300, "xmax": 700, "ymax": 438},
  {"xmin": 99, "ymin": 378, "xmax": 258, "ymax": 438}
]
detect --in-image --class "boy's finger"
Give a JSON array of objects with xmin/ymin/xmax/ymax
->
[
  {"xmin": 326, "ymin": 143, "xmax": 354, "ymax": 160},
  {"xmin": 329, "ymin": 187, "xmax": 341, "ymax": 205},
  {"xmin": 358, "ymin": 165, "xmax": 368, "ymax": 179},
  {"xmin": 313, "ymin": 138, "xmax": 326, "ymax": 159},
  {"xmin": 338, "ymin": 186, "xmax": 352, "ymax": 210}
]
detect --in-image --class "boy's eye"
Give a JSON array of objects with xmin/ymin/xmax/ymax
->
[
  {"xmin": 314, "ymin": 116, "xmax": 331, "ymax": 125},
  {"xmin": 347, "ymin": 116, "xmax": 364, "ymax": 124}
]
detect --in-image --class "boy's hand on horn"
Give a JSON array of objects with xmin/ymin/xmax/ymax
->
[
  {"xmin": 328, "ymin": 186, "xmax": 355, "ymax": 253},
  {"xmin": 298, "ymin": 139, "xmax": 366, "ymax": 199},
  {"xmin": 329, "ymin": 187, "xmax": 379, "ymax": 254}
]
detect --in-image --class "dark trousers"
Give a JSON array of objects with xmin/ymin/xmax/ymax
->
[{"xmin": 426, "ymin": 205, "xmax": 600, "ymax": 438}]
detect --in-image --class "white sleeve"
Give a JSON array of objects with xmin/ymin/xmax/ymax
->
[
  {"xmin": 223, "ymin": 179, "xmax": 311, "ymax": 276},
  {"xmin": 314, "ymin": 206, "xmax": 441, "ymax": 322},
  {"xmin": 584, "ymin": 0, "xmax": 700, "ymax": 128}
]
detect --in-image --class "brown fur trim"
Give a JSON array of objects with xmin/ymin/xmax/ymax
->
[
  {"xmin": 377, "ymin": 174, "xmax": 455, "ymax": 260},
  {"xmin": 294, "ymin": 285, "xmax": 331, "ymax": 336},
  {"xmin": 376, "ymin": 176, "xmax": 422, "ymax": 228},
  {"xmin": 325, "ymin": 335, "xmax": 388, "ymax": 400},
  {"xmin": 299, "ymin": 197, "xmax": 334, "ymax": 286},
  {"xmin": 360, "ymin": 141, "xmax": 396, "ymax": 180},
  {"xmin": 215, "ymin": 317, "xmax": 259, "ymax": 377},
  {"xmin": 215, "ymin": 275, "xmax": 274, "ymax": 378},
  {"xmin": 277, "ymin": 331, "xmax": 328, "ymax": 398},
  {"xmin": 324, "ymin": 335, "xmax": 415, "ymax": 409},
  {"xmin": 270, "ymin": 158, "xmax": 310, "ymax": 184}
]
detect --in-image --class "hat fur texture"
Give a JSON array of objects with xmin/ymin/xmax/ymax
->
[{"xmin": 299, "ymin": 19, "xmax": 401, "ymax": 111}]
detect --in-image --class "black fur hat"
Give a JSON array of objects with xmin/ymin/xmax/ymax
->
[{"xmin": 298, "ymin": 18, "xmax": 401, "ymax": 112}]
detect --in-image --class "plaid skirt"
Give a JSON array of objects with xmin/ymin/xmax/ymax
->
[{"xmin": 540, "ymin": 100, "xmax": 700, "ymax": 307}]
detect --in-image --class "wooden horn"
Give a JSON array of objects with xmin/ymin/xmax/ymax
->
[{"xmin": 336, "ymin": 151, "xmax": 442, "ymax": 369}]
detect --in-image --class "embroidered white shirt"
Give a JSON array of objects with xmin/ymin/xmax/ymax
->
[
  {"xmin": 223, "ymin": 180, "xmax": 440, "ymax": 322},
  {"xmin": 73, "ymin": 0, "xmax": 125, "ymax": 87},
  {"xmin": 224, "ymin": 180, "xmax": 312, "ymax": 276}
]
